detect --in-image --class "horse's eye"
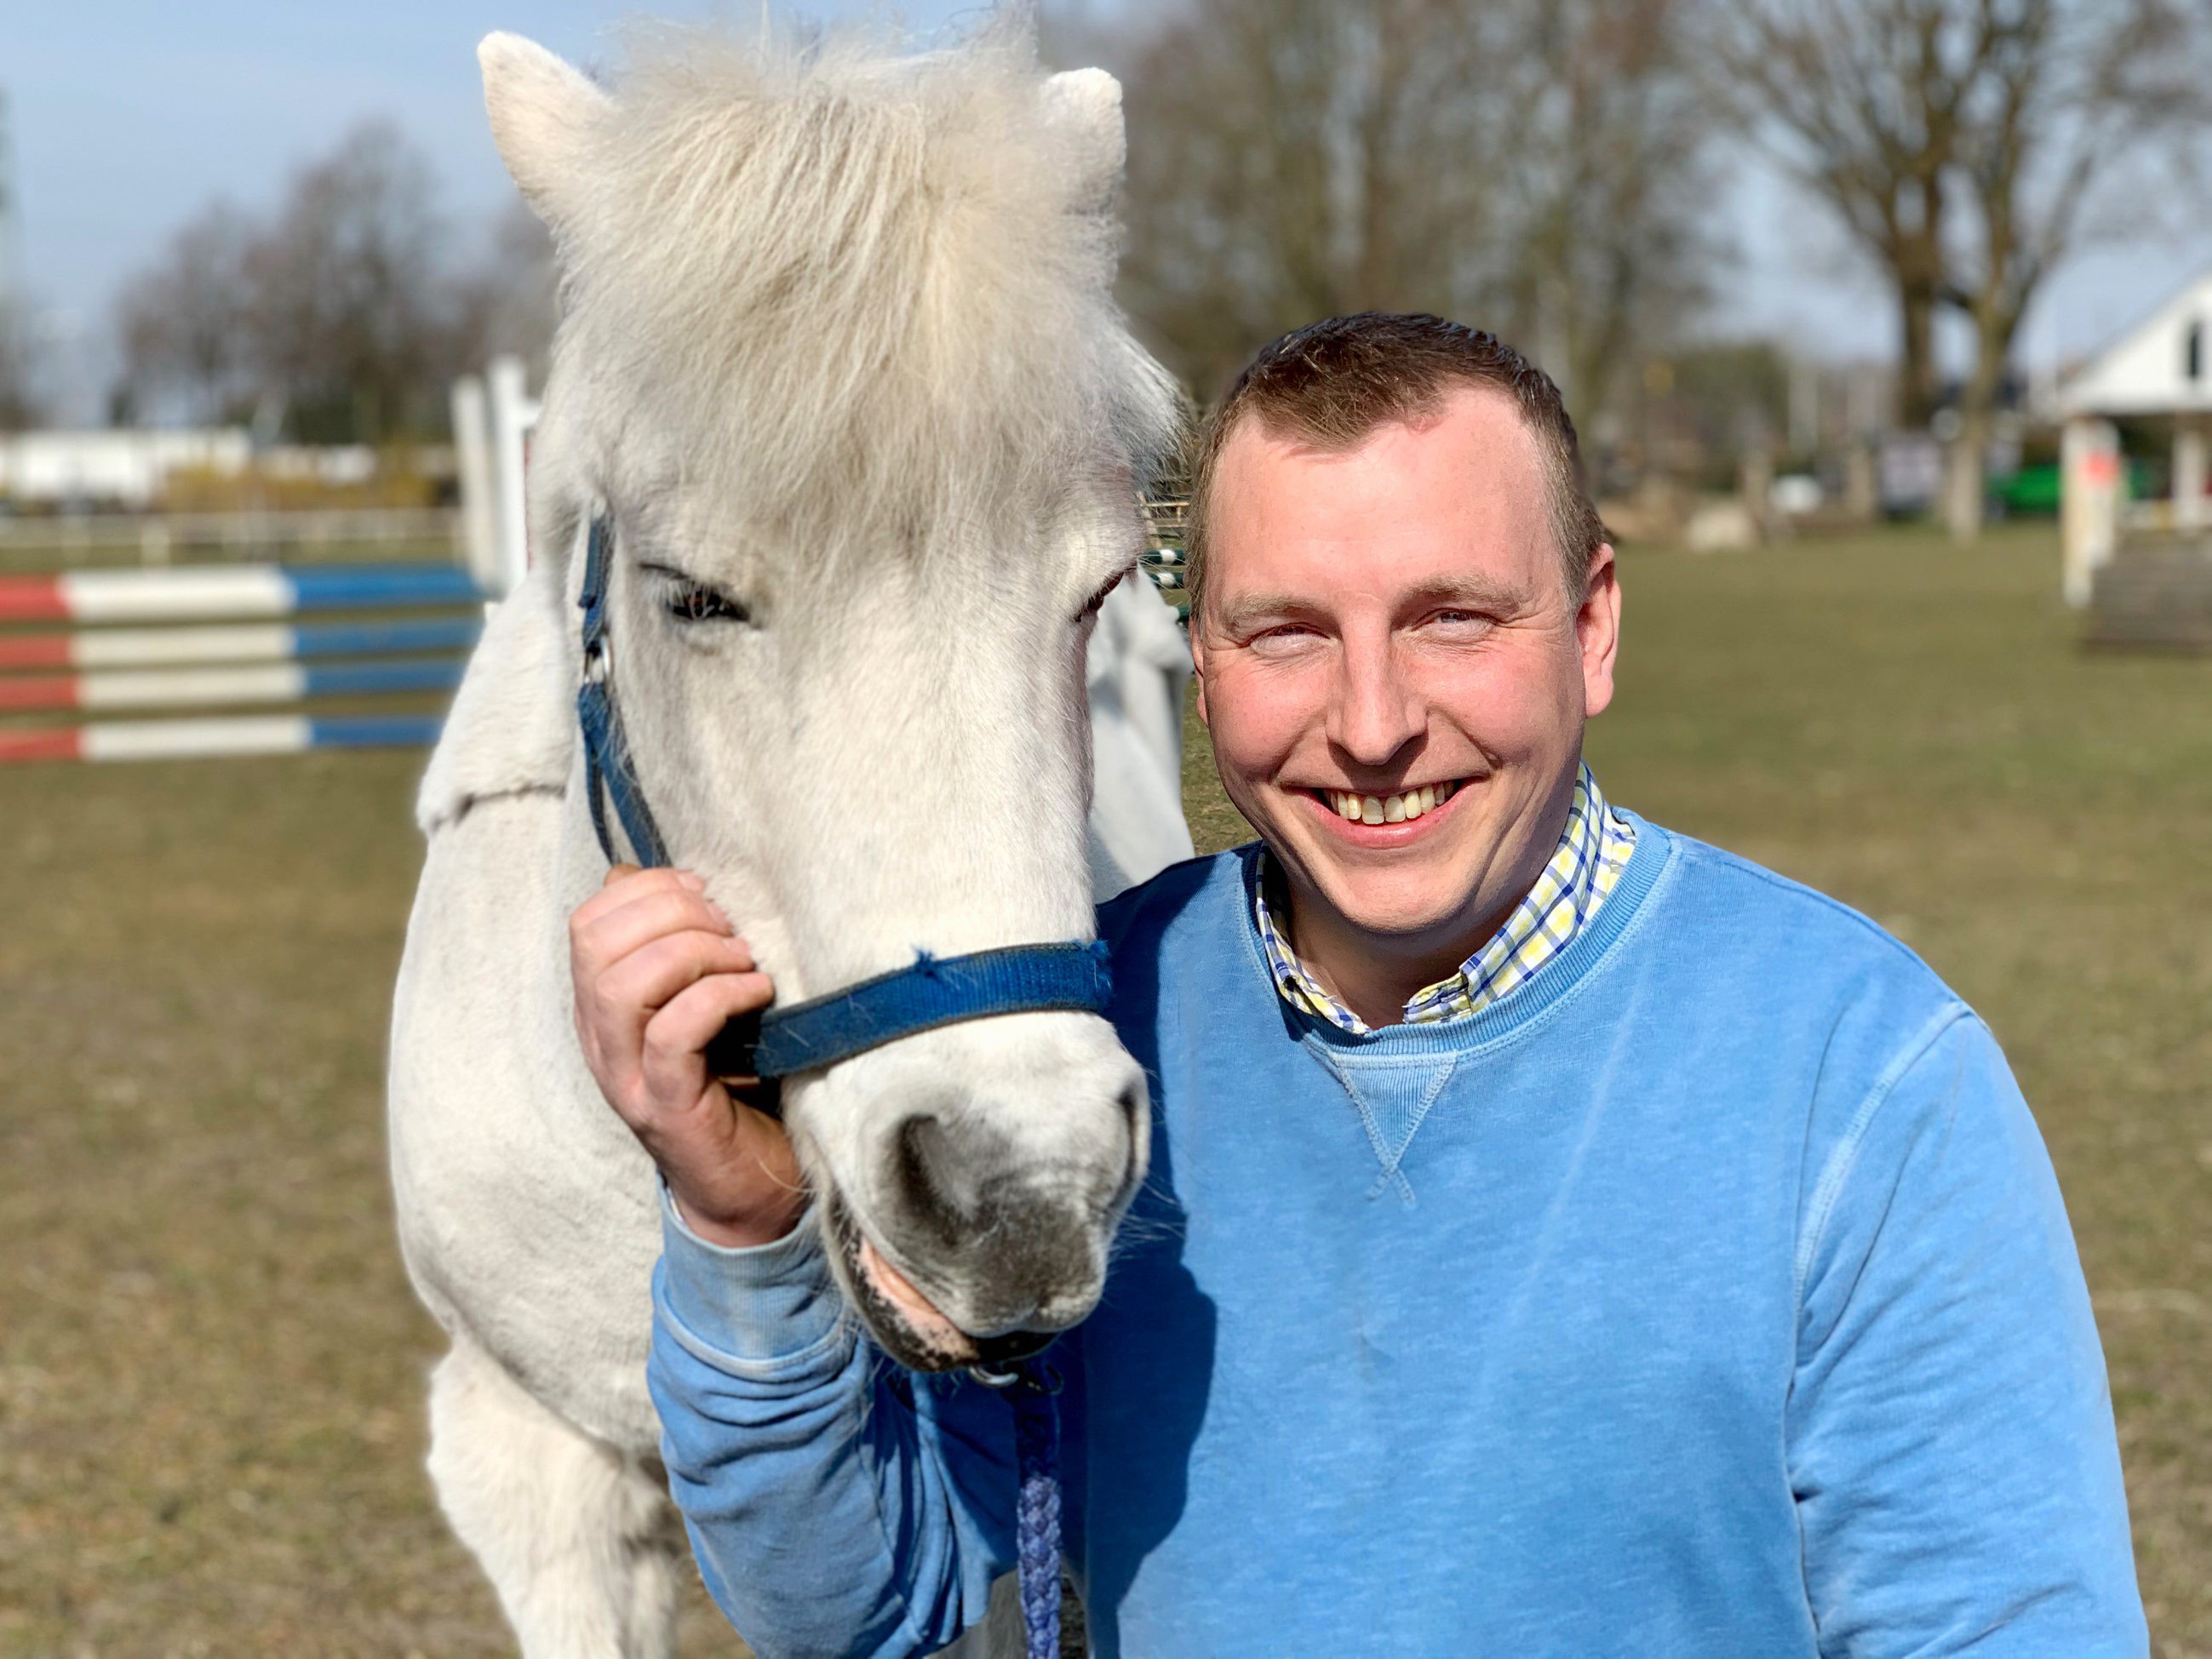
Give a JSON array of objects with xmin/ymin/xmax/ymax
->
[
  {"xmin": 1078, "ymin": 566, "xmax": 1132, "ymax": 622},
  {"xmin": 662, "ymin": 578, "xmax": 749, "ymax": 626}
]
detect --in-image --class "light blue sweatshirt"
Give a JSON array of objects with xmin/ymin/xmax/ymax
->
[{"xmin": 649, "ymin": 818, "xmax": 2146, "ymax": 1658}]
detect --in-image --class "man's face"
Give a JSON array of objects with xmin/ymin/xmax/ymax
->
[{"xmin": 1192, "ymin": 386, "xmax": 1619, "ymax": 958}]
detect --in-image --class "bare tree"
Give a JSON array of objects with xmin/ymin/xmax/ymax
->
[
  {"xmin": 0, "ymin": 306, "xmax": 38, "ymax": 429},
  {"xmin": 1077, "ymin": 0, "xmax": 1494, "ymax": 396},
  {"xmin": 1940, "ymin": 0, "xmax": 2212, "ymax": 536},
  {"xmin": 113, "ymin": 126, "xmax": 553, "ymax": 442},
  {"xmin": 114, "ymin": 201, "xmax": 255, "ymax": 423},
  {"xmin": 447, "ymin": 197, "xmax": 560, "ymax": 382},
  {"xmin": 1058, "ymin": 0, "xmax": 1722, "ymax": 426},
  {"xmin": 1722, "ymin": 1, "xmax": 1968, "ymax": 430},
  {"xmin": 1726, "ymin": 0, "xmax": 2212, "ymax": 538},
  {"xmin": 1490, "ymin": 0, "xmax": 1721, "ymax": 420},
  {"xmin": 244, "ymin": 120, "xmax": 452, "ymax": 443}
]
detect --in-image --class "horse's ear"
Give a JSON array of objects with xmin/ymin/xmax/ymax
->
[
  {"xmin": 1041, "ymin": 68, "xmax": 1126, "ymax": 209},
  {"xmin": 479, "ymin": 32, "xmax": 610, "ymax": 226}
]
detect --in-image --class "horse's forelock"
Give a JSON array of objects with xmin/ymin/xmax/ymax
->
[{"xmin": 551, "ymin": 15, "xmax": 1179, "ymax": 558}]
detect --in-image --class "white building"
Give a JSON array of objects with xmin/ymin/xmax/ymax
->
[
  {"xmin": 0, "ymin": 428, "xmax": 252, "ymax": 509},
  {"xmin": 2059, "ymin": 269, "xmax": 2212, "ymax": 605}
]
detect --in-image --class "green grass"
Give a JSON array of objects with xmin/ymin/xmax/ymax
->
[{"xmin": 1, "ymin": 523, "xmax": 2206, "ymax": 1654}]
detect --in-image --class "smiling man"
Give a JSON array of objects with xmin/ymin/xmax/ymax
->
[
  {"xmin": 572, "ymin": 314, "xmax": 2146, "ymax": 1656},
  {"xmin": 1187, "ymin": 324, "xmax": 1622, "ymax": 1036}
]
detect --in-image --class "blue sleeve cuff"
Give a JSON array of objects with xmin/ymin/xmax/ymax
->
[{"xmin": 655, "ymin": 1178, "xmax": 848, "ymax": 1368}]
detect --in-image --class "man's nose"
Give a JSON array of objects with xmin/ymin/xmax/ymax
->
[{"xmin": 1327, "ymin": 637, "xmax": 1424, "ymax": 767}]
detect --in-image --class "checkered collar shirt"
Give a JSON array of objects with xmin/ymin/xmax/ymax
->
[{"xmin": 1252, "ymin": 761, "xmax": 1636, "ymax": 1034}]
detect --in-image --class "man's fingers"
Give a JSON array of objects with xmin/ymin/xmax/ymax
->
[
  {"xmin": 566, "ymin": 863, "xmax": 785, "ymax": 1188},
  {"xmin": 596, "ymin": 930, "xmax": 759, "ymax": 1026},
  {"xmin": 582, "ymin": 930, "xmax": 757, "ymax": 1096},
  {"xmin": 576, "ymin": 887, "xmax": 743, "ymax": 977},
  {"xmin": 639, "ymin": 971, "xmax": 776, "ymax": 1107},
  {"xmin": 570, "ymin": 864, "xmax": 707, "ymax": 931}
]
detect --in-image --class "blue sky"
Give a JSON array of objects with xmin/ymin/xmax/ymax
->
[
  {"xmin": 1, "ymin": 3, "xmax": 980, "ymax": 323},
  {"xmin": 5, "ymin": 1, "xmax": 2209, "ymax": 419}
]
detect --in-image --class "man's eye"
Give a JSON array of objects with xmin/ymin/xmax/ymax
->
[{"xmin": 663, "ymin": 580, "xmax": 749, "ymax": 625}]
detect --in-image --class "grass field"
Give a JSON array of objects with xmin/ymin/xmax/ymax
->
[{"xmin": 3, "ymin": 523, "xmax": 2208, "ymax": 1655}]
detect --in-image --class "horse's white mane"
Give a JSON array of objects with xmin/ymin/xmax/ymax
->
[{"xmin": 554, "ymin": 14, "xmax": 1179, "ymax": 545}]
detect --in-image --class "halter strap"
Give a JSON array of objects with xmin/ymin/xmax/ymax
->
[
  {"xmin": 749, "ymin": 941, "xmax": 1111, "ymax": 1078},
  {"xmin": 576, "ymin": 515, "xmax": 672, "ymax": 869},
  {"xmin": 572, "ymin": 509, "xmax": 1113, "ymax": 1082}
]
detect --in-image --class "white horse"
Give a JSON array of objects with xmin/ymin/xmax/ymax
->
[{"xmin": 387, "ymin": 18, "xmax": 1189, "ymax": 1656}]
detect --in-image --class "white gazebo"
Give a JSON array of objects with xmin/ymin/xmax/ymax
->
[{"xmin": 2059, "ymin": 268, "xmax": 2212, "ymax": 606}]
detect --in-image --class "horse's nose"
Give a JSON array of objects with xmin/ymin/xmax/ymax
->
[{"xmin": 887, "ymin": 1104, "xmax": 1132, "ymax": 1334}]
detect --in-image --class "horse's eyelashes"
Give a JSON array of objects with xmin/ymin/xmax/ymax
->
[
  {"xmin": 659, "ymin": 577, "xmax": 751, "ymax": 626},
  {"xmin": 1078, "ymin": 564, "xmax": 1134, "ymax": 622}
]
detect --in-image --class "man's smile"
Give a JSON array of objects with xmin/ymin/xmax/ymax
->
[
  {"xmin": 1293, "ymin": 775, "xmax": 1474, "ymax": 844},
  {"xmin": 1309, "ymin": 777, "xmax": 1464, "ymax": 824}
]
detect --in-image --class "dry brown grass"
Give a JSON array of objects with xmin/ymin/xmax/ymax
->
[
  {"xmin": 1, "ymin": 521, "xmax": 2205, "ymax": 1654},
  {"xmin": 0, "ymin": 754, "xmax": 741, "ymax": 1656}
]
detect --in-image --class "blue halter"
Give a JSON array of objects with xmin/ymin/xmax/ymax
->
[{"xmin": 574, "ymin": 509, "xmax": 1079, "ymax": 1659}]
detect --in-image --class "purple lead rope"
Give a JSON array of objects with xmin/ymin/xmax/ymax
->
[
  {"xmin": 977, "ymin": 1361, "xmax": 1064, "ymax": 1659},
  {"xmin": 1015, "ymin": 1384, "xmax": 1062, "ymax": 1658}
]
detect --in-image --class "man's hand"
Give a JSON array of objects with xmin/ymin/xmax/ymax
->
[{"xmin": 569, "ymin": 864, "xmax": 808, "ymax": 1248}]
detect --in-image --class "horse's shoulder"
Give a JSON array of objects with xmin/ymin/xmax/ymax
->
[{"xmin": 416, "ymin": 571, "xmax": 575, "ymax": 836}]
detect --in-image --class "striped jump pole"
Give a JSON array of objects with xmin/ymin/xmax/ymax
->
[
  {"xmin": 0, "ymin": 561, "xmax": 484, "ymax": 764},
  {"xmin": 0, "ymin": 714, "xmax": 445, "ymax": 765},
  {"xmin": 0, "ymin": 563, "xmax": 484, "ymax": 624},
  {"xmin": 0, "ymin": 615, "xmax": 481, "ymax": 671},
  {"xmin": 0, "ymin": 657, "xmax": 465, "ymax": 714}
]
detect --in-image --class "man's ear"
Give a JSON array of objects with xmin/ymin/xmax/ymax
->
[
  {"xmin": 1189, "ymin": 618, "xmax": 1210, "ymax": 728},
  {"xmin": 479, "ymin": 32, "xmax": 611, "ymax": 229},
  {"xmin": 1577, "ymin": 542, "xmax": 1621, "ymax": 718}
]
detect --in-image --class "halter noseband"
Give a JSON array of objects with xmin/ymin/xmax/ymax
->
[{"xmin": 573, "ymin": 510, "xmax": 1114, "ymax": 1084}]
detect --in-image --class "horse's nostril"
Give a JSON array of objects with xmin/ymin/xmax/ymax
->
[
  {"xmin": 892, "ymin": 1113, "xmax": 973, "ymax": 1253},
  {"xmin": 1111, "ymin": 1081, "xmax": 1148, "ymax": 1203}
]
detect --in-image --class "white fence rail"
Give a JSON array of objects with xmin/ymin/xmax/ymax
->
[{"xmin": 0, "ymin": 508, "xmax": 462, "ymax": 569}]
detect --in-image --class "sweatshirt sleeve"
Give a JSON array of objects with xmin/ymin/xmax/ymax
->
[
  {"xmin": 1789, "ymin": 1010, "xmax": 2147, "ymax": 1657},
  {"xmin": 646, "ymin": 1185, "xmax": 1020, "ymax": 1659}
]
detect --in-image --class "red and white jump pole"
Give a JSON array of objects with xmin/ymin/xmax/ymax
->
[
  {"xmin": 0, "ymin": 563, "xmax": 482, "ymax": 624},
  {"xmin": 0, "ymin": 713, "xmax": 444, "ymax": 764}
]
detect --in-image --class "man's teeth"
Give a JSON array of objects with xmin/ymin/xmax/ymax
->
[{"xmin": 1328, "ymin": 780, "xmax": 1458, "ymax": 825}]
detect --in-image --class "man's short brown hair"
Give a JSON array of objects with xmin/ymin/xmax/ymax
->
[{"xmin": 1184, "ymin": 313, "xmax": 1608, "ymax": 617}]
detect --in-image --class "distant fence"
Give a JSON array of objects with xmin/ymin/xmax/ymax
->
[
  {"xmin": 1139, "ymin": 496, "xmax": 1189, "ymax": 620},
  {"xmin": 0, "ymin": 508, "xmax": 461, "ymax": 570},
  {"xmin": 0, "ymin": 561, "xmax": 483, "ymax": 765}
]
